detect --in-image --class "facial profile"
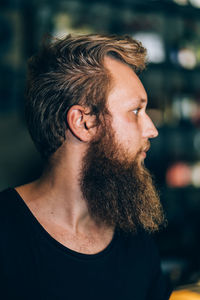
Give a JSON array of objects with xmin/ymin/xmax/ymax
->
[
  {"xmin": 103, "ymin": 56, "xmax": 158, "ymax": 163},
  {"xmin": 80, "ymin": 121, "xmax": 165, "ymax": 234},
  {"xmin": 80, "ymin": 57, "xmax": 165, "ymax": 234}
]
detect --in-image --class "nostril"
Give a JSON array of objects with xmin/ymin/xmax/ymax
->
[
  {"xmin": 151, "ymin": 128, "xmax": 158, "ymax": 139},
  {"xmin": 154, "ymin": 128, "xmax": 159, "ymax": 138},
  {"xmin": 148, "ymin": 126, "xmax": 158, "ymax": 139}
]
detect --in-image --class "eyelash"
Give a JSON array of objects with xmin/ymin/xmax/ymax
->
[{"xmin": 132, "ymin": 108, "xmax": 141, "ymax": 116}]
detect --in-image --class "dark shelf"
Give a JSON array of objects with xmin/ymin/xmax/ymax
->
[
  {"xmin": 60, "ymin": 0, "xmax": 200, "ymax": 19},
  {"xmin": 148, "ymin": 62, "xmax": 200, "ymax": 74}
]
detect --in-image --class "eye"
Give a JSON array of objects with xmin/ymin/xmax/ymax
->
[{"xmin": 132, "ymin": 108, "xmax": 140, "ymax": 116}]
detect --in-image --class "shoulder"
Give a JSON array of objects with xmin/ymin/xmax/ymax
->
[
  {"xmin": 0, "ymin": 188, "xmax": 25, "ymax": 229},
  {"xmin": 0, "ymin": 188, "xmax": 15, "ymax": 210},
  {"xmin": 0, "ymin": 188, "xmax": 19, "ymax": 213},
  {"xmin": 0, "ymin": 188, "xmax": 33, "ymax": 251}
]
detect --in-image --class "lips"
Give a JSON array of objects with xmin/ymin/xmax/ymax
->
[
  {"xmin": 141, "ymin": 151, "xmax": 147, "ymax": 158},
  {"xmin": 139, "ymin": 142, "xmax": 151, "ymax": 159},
  {"xmin": 142, "ymin": 141, "xmax": 151, "ymax": 153}
]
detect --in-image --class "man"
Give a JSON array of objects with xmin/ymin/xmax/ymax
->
[{"xmin": 0, "ymin": 34, "xmax": 171, "ymax": 299}]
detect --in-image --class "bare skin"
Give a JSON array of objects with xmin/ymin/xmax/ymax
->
[
  {"xmin": 16, "ymin": 56, "xmax": 157, "ymax": 254},
  {"xmin": 16, "ymin": 137, "xmax": 114, "ymax": 254}
]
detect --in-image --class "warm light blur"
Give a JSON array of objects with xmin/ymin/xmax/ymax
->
[
  {"xmin": 166, "ymin": 162, "xmax": 191, "ymax": 188},
  {"xmin": 170, "ymin": 290, "xmax": 200, "ymax": 299},
  {"xmin": 173, "ymin": 0, "xmax": 188, "ymax": 5},
  {"xmin": 178, "ymin": 48, "xmax": 197, "ymax": 69}
]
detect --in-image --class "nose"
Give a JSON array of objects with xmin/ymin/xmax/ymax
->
[{"xmin": 142, "ymin": 113, "xmax": 158, "ymax": 139}]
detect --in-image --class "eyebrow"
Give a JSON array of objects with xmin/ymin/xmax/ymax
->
[
  {"xmin": 140, "ymin": 98, "xmax": 147, "ymax": 104},
  {"xmin": 134, "ymin": 98, "xmax": 147, "ymax": 106},
  {"xmin": 129, "ymin": 98, "xmax": 147, "ymax": 107}
]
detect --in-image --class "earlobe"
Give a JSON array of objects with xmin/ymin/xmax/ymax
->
[{"xmin": 66, "ymin": 105, "xmax": 96, "ymax": 142}]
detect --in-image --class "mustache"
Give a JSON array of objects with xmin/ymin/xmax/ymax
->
[{"xmin": 138, "ymin": 140, "xmax": 151, "ymax": 154}]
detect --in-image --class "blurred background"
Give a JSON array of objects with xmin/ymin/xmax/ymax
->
[{"xmin": 1, "ymin": 0, "xmax": 200, "ymax": 289}]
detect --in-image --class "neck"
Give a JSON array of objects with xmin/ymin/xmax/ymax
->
[{"xmin": 16, "ymin": 142, "xmax": 99, "ymax": 234}]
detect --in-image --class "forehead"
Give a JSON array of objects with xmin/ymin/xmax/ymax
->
[{"xmin": 104, "ymin": 56, "xmax": 147, "ymax": 109}]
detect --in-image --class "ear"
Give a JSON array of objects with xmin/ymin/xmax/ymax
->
[{"xmin": 66, "ymin": 105, "xmax": 97, "ymax": 142}]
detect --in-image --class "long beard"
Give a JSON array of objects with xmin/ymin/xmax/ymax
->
[{"xmin": 80, "ymin": 128, "xmax": 165, "ymax": 233}]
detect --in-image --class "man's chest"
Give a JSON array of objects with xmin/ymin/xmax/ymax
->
[
  {"xmin": 34, "ymin": 218, "xmax": 114, "ymax": 254},
  {"xmin": 0, "ymin": 225, "xmax": 157, "ymax": 300},
  {"xmin": 2, "ymin": 246, "xmax": 149, "ymax": 300}
]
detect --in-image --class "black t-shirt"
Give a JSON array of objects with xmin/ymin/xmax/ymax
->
[{"xmin": 0, "ymin": 188, "xmax": 171, "ymax": 299}]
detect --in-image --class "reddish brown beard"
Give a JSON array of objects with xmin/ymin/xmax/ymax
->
[{"xmin": 80, "ymin": 127, "xmax": 166, "ymax": 234}]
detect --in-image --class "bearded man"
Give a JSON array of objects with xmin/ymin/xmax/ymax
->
[{"xmin": 0, "ymin": 34, "xmax": 171, "ymax": 299}]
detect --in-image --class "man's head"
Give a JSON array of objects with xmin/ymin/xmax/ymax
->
[
  {"xmin": 25, "ymin": 34, "xmax": 147, "ymax": 158},
  {"xmin": 26, "ymin": 34, "xmax": 165, "ymax": 233}
]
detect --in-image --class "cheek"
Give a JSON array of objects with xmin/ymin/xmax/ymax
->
[{"xmin": 112, "ymin": 115, "xmax": 141, "ymax": 149}]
